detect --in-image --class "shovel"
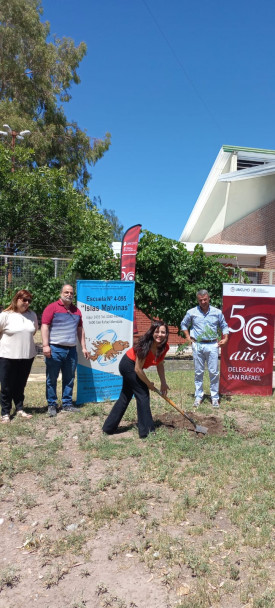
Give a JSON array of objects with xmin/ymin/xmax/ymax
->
[{"xmin": 154, "ymin": 388, "xmax": 208, "ymax": 435}]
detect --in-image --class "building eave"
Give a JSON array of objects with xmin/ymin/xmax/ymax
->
[
  {"xmin": 179, "ymin": 144, "xmax": 275, "ymax": 244},
  {"xmin": 222, "ymin": 144, "xmax": 275, "ymax": 156},
  {"xmin": 179, "ymin": 147, "xmax": 231, "ymax": 241},
  {"xmin": 182, "ymin": 242, "xmax": 267, "ymax": 266}
]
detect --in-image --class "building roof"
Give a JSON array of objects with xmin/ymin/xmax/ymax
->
[{"xmin": 179, "ymin": 145, "xmax": 275, "ymax": 245}]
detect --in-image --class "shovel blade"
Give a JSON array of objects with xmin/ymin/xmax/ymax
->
[{"xmin": 195, "ymin": 425, "xmax": 208, "ymax": 434}]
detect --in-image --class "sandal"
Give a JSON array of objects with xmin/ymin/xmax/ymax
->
[
  {"xmin": 1, "ymin": 415, "xmax": 10, "ymax": 424},
  {"xmin": 17, "ymin": 411, "xmax": 32, "ymax": 419}
]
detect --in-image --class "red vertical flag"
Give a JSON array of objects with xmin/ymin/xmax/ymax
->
[{"xmin": 120, "ymin": 224, "xmax": 141, "ymax": 333}]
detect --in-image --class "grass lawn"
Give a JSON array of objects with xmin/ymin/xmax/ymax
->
[{"xmin": 0, "ymin": 368, "xmax": 274, "ymax": 608}]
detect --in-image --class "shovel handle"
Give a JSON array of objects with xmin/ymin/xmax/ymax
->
[{"xmin": 154, "ymin": 388, "xmax": 197, "ymax": 428}]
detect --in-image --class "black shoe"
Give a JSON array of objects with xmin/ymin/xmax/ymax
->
[
  {"xmin": 139, "ymin": 430, "xmax": 156, "ymax": 439},
  {"xmin": 61, "ymin": 406, "xmax": 80, "ymax": 413},
  {"xmin": 48, "ymin": 406, "xmax": 57, "ymax": 417}
]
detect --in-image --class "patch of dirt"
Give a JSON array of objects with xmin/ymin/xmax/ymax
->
[
  {"xmin": 0, "ymin": 447, "xmax": 179, "ymax": 608},
  {"xmin": 0, "ymin": 405, "xmax": 271, "ymax": 608},
  {"xmin": 156, "ymin": 411, "xmax": 225, "ymax": 436},
  {"xmin": 223, "ymin": 409, "xmax": 263, "ymax": 434},
  {"xmin": 156, "ymin": 408, "xmax": 264, "ymax": 436}
]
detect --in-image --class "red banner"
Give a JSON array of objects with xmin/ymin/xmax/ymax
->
[
  {"xmin": 120, "ymin": 224, "xmax": 141, "ymax": 334},
  {"xmin": 120, "ymin": 224, "xmax": 141, "ymax": 281},
  {"xmin": 220, "ymin": 284, "xmax": 275, "ymax": 396}
]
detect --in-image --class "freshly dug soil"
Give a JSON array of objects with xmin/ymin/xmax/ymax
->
[{"xmin": 156, "ymin": 411, "xmax": 226, "ymax": 436}]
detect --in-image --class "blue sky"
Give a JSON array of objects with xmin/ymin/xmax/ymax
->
[{"xmin": 42, "ymin": 0, "xmax": 275, "ymax": 241}]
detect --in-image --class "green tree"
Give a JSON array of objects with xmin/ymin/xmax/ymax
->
[
  {"xmin": 135, "ymin": 231, "xmax": 240, "ymax": 329},
  {"xmin": 0, "ymin": 145, "xmax": 113, "ymax": 256},
  {"xmin": 0, "ymin": 0, "xmax": 110, "ymax": 189},
  {"xmin": 102, "ymin": 208, "xmax": 124, "ymax": 241},
  {"xmin": 69, "ymin": 241, "xmax": 120, "ymax": 282}
]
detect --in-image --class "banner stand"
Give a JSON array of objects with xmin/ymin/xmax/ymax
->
[
  {"xmin": 76, "ymin": 280, "xmax": 135, "ymax": 404},
  {"xmin": 120, "ymin": 224, "xmax": 141, "ymax": 334},
  {"xmin": 220, "ymin": 284, "xmax": 275, "ymax": 396}
]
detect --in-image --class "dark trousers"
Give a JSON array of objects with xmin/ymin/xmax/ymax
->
[
  {"xmin": 102, "ymin": 354, "xmax": 155, "ymax": 438},
  {"xmin": 0, "ymin": 357, "xmax": 34, "ymax": 416}
]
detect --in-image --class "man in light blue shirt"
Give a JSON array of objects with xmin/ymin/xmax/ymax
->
[{"xmin": 181, "ymin": 289, "xmax": 229, "ymax": 408}]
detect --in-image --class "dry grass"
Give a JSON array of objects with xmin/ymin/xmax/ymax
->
[{"xmin": 0, "ymin": 367, "xmax": 274, "ymax": 608}]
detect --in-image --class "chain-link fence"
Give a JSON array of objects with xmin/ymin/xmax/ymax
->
[
  {"xmin": 1, "ymin": 257, "xmax": 275, "ymax": 297},
  {"xmin": 240, "ymin": 267, "xmax": 275, "ymax": 284},
  {"xmin": 0, "ymin": 255, "xmax": 71, "ymax": 297}
]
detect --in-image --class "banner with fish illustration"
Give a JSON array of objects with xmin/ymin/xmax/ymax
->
[{"xmin": 76, "ymin": 280, "xmax": 135, "ymax": 403}]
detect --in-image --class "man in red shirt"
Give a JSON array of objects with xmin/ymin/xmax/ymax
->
[{"xmin": 41, "ymin": 284, "xmax": 88, "ymax": 417}]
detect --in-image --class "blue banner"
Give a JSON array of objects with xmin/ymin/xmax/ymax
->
[{"xmin": 76, "ymin": 280, "xmax": 135, "ymax": 403}]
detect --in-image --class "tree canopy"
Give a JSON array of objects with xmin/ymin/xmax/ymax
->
[
  {"xmin": 0, "ymin": 0, "xmax": 123, "ymax": 310},
  {"xmin": 102, "ymin": 208, "xmax": 124, "ymax": 241},
  {"xmin": 0, "ymin": 146, "xmax": 114, "ymax": 256},
  {"xmin": 0, "ymin": 0, "xmax": 110, "ymax": 189},
  {"xmin": 135, "ymin": 231, "xmax": 238, "ymax": 330},
  {"xmin": 69, "ymin": 241, "xmax": 120, "ymax": 283}
]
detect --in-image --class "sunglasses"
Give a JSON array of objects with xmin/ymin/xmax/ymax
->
[{"xmin": 21, "ymin": 297, "xmax": 32, "ymax": 303}]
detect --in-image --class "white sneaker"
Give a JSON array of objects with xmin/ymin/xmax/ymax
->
[
  {"xmin": 212, "ymin": 399, "xmax": 220, "ymax": 408},
  {"xmin": 17, "ymin": 410, "xmax": 32, "ymax": 419},
  {"xmin": 193, "ymin": 398, "xmax": 202, "ymax": 407},
  {"xmin": 1, "ymin": 415, "xmax": 10, "ymax": 424}
]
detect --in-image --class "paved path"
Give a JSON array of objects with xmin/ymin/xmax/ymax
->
[
  {"xmin": 27, "ymin": 357, "xmax": 194, "ymax": 382},
  {"xmin": 28, "ymin": 373, "xmax": 47, "ymax": 382},
  {"xmin": 28, "ymin": 357, "xmax": 275, "ymax": 386}
]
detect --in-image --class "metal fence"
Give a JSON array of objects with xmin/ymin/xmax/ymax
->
[
  {"xmin": 240, "ymin": 267, "xmax": 275, "ymax": 285},
  {"xmin": 1, "ymin": 255, "xmax": 275, "ymax": 298},
  {"xmin": 0, "ymin": 254, "xmax": 71, "ymax": 297}
]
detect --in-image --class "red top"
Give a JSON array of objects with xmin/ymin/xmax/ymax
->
[
  {"xmin": 42, "ymin": 299, "xmax": 82, "ymax": 326},
  {"xmin": 126, "ymin": 344, "xmax": 169, "ymax": 368},
  {"xmin": 41, "ymin": 299, "xmax": 82, "ymax": 347}
]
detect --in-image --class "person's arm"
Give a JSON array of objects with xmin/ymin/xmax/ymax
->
[
  {"xmin": 182, "ymin": 329, "xmax": 194, "ymax": 343},
  {"xmin": 135, "ymin": 357, "xmax": 155, "ymax": 391},
  {"xmin": 217, "ymin": 312, "xmax": 229, "ymax": 347},
  {"xmin": 41, "ymin": 324, "xmax": 51, "ymax": 358},
  {"xmin": 77, "ymin": 325, "xmax": 89, "ymax": 359},
  {"xmin": 218, "ymin": 333, "xmax": 229, "ymax": 347},
  {"xmin": 0, "ymin": 312, "xmax": 7, "ymax": 333},
  {"xmin": 33, "ymin": 313, "xmax": 38, "ymax": 335},
  {"xmin": 181, "ymin": 311, "xmax": 193, "ymax": 343},
  {"xmin": 156, "ymin": 361, "xmax": 169, "ymax": 396}
]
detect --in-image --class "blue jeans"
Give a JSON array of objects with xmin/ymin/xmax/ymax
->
[
  {"xmin": 192, "ymin": 342, "xmax": 219, "ymax": 400},
  {"xmin": 46, "ymin": 345, "xmax": 77, "ymax": 408}
]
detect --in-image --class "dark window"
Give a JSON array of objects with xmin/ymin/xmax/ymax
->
[{"xmin": 237, "ymin": 159, "xmax": 266, "ymax": 170}]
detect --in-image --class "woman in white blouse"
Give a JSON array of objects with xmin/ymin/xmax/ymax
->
[{"xmin": 0, "ymin": 290, "xmax": 38, "ymax": 424}]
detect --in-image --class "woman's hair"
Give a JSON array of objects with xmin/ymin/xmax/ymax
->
[
  {"xmin": 134, "ymin": 320, "xmax": 169, "ymax": 360},
  {"xmin": 4, "ymin": 289, "xmax": 33, "ymax": 312}
]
